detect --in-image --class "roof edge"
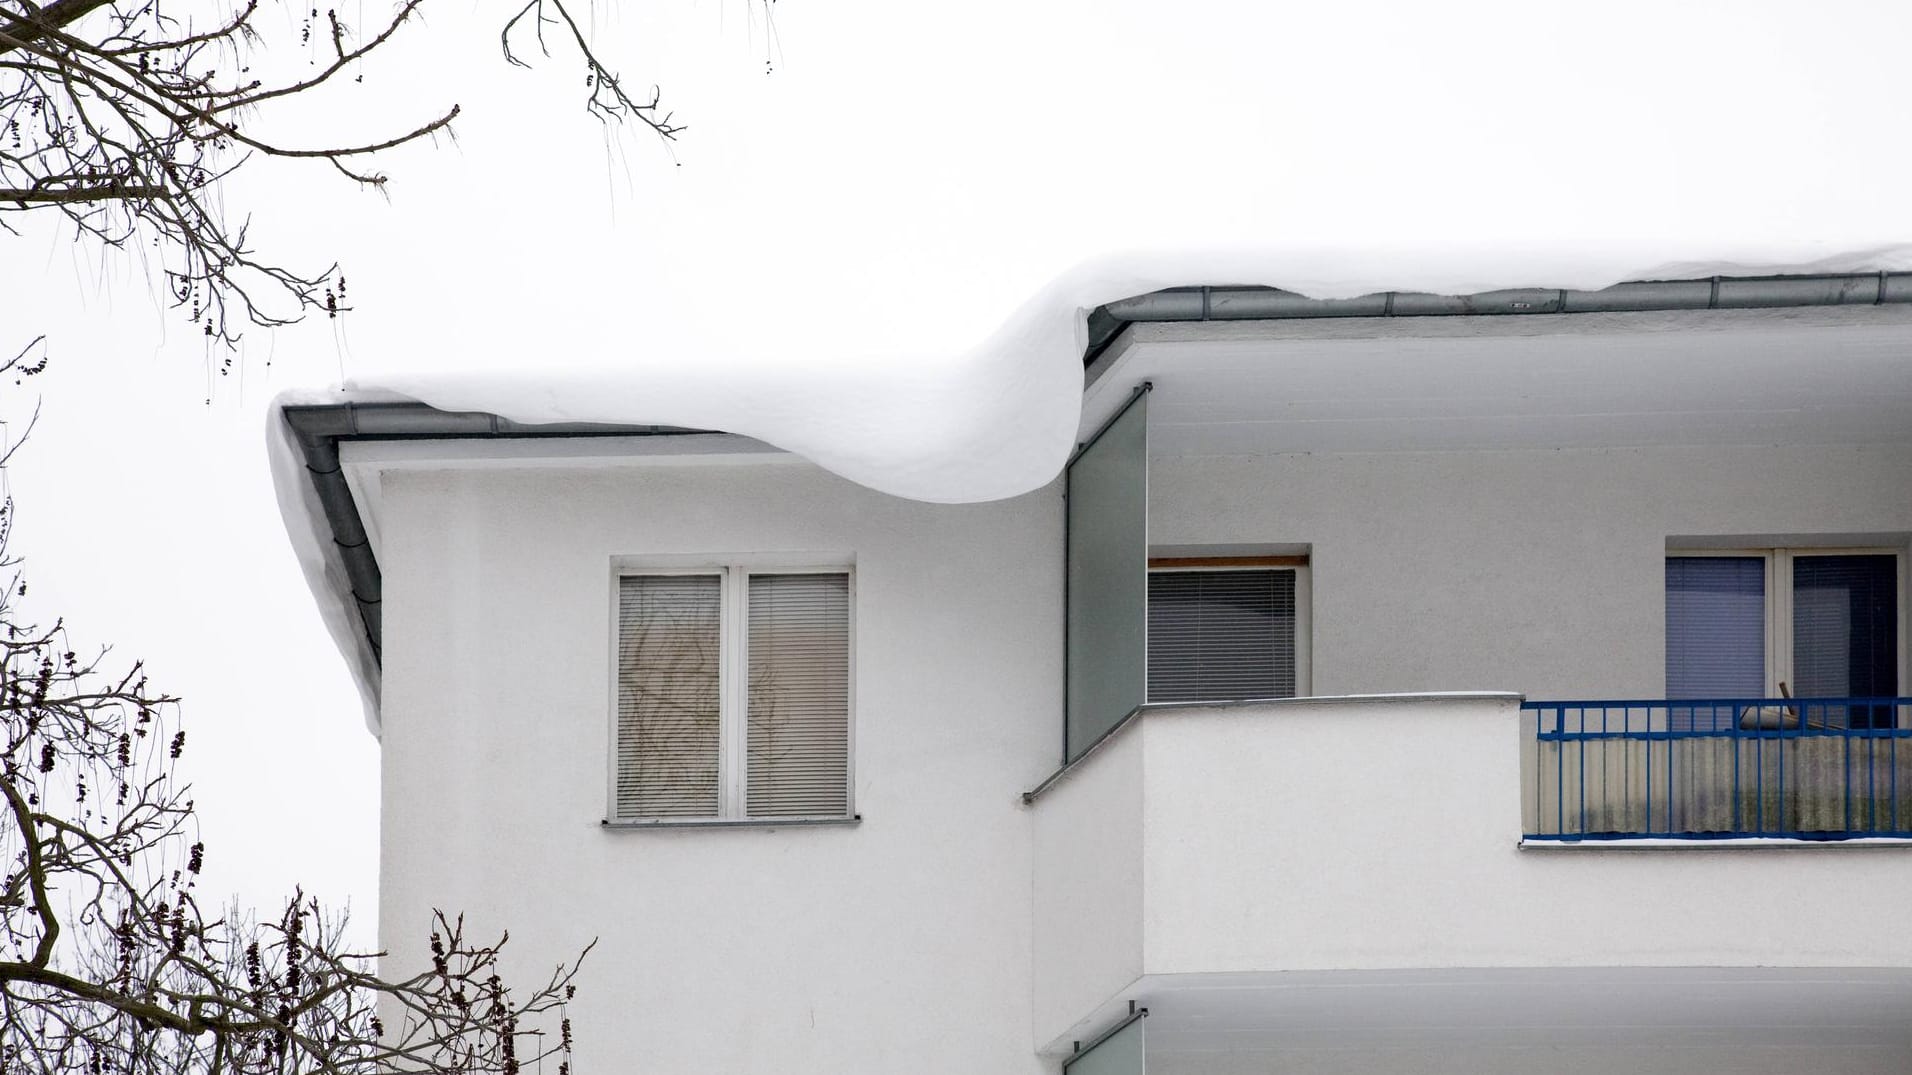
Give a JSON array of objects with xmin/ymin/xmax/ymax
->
[
  {"xmin": 280, "ymin": 400, "xmax": 716, "ymax": 676},
  {"xmin": 1084, "ymin": 271, "xmax": 1912, "ymax": 365}
]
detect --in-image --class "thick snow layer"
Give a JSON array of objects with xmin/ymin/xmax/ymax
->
[{"xmin": 267, "ymin": 242, "xmax": 1912, "ymax": 732}]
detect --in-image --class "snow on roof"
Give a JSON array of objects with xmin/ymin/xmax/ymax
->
[{"xmin": 268, "ymin": 242, "xmax": 1912, "ymax": 734}]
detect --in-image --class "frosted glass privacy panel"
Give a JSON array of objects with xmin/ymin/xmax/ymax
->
[
  {"xmin": 1066, "ymin": 391, "xmax": 1148, "ymax": 762},
  {"xmin": 1063, "ymin": 1015, "xmax": 1145, "ymax": 1075}
]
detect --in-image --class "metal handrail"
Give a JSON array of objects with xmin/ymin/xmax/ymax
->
[{"xmin": 1525, "ymin": 697, "xmax": 1912, "ymax": 841}]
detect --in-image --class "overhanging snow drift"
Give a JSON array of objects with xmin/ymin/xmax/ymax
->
[{"xmin": 268, "ymin": 248, "xmax": 1912, "ymax": 735}]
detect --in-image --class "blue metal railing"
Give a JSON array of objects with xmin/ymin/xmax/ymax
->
[{"xmin": 1524, "ymin": 698, "xmax": 1912, "ymax": 841}]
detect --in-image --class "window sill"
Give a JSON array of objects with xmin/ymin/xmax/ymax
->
[
  {"xmin": 601, "ymin": 815, "xmax": 862, "ymax": 831},
  {"xmin": 1520, "ymin": 835, "xmax": 1912, "ymax": 851}
]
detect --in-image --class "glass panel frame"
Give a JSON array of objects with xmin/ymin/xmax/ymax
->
[
  {"xmin": 1062, "ymin": 1012, "xmax": 1146, "ymax": 1075},
  {"xmin": 1065, "ymin": 387, "xmax": 1150, "ymax": 762}
]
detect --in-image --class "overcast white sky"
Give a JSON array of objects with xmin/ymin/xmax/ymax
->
[{"xmin": 5, "ymin": 0, "xmax": 1911, "ymax": 936}]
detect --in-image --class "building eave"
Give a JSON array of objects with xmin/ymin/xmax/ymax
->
[{"xmin": 280, "ymin": 400, "xmax": 712, "ymax": 667}]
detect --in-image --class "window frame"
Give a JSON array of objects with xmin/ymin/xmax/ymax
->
[
  {"xmin": 606, "ymin": 557, "xmax": 857, "ymax": 825},
  {"xmin": 1144, "ymin": 556, "xmax": 1313, "ymax": 703},
  {"xmin": 1666, "ymin": 546, "xmax": 1906, "ymax": 703}
]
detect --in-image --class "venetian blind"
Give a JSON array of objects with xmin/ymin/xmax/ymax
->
[
  {"xmin": 616, "ymin": 575, "xmax": 722, "ymax": 818},
  {"xmin": 1147, "ymin": 569, "xmax": 1296, "ymax": 703},
  {"xmin": 1664, "ymin": 556, "xmax": 1765, "ymax": 732},
  {"xmin": 1793, "ymin": 554, "xmax": 1898, "ymax": 727},
  {"xmin": 746, "ymin": 573, "xmax": 851, "ymax": 818},
  {"xmin": 1665, "ymin": 556, "xmax": 1765, "ymax": 698}
]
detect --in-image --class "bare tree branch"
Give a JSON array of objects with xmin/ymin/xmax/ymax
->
[
  {"xmin": 4, "ymin": 0, "xmax": 709, "ymax": 352},
  {"xmin": 0, "ymin": 0, "xmax": 120, "ymax": 58},
  {"xmin": 0, "ymin": 410, "xmax": 590, "ymax": 1073}
]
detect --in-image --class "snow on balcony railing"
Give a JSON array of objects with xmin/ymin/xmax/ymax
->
[{"xmin": 1526, "ymin": 698, "xmax": 1912, "ymax": 841}]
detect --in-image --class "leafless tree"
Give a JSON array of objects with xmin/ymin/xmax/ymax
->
[
  {"xmin": 1, "ymin": 0, "xmax": 686, "ymax": 346},
  {"xmin": 0, "ymin": 347, "xmax": 589, "ymax": 1072}
]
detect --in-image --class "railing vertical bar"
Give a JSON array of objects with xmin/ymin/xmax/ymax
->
[
  {"xmin": 1777, "ymin": 713, "xmax": 1786, "ymax": 837},
  {"xmin": 1866, "ymin": 728, "xmax": 1876, "ymax": 833},
  {"xmin": 1590, "ymin": 707, "xmax": 1606, "ymax": 833},
  {"xmin": 1731, "ymin": 702, "xmax": 1742, "ymax": 834},
  {"xmin": 1578, "ymin": 705, "xmax": 1587, "ymax": 836},
  {"xmin": 1645, "ymin": 705, "xmax": 1654, "ymax": 837},
  {"xmin": 1843, "ymin": 711, "xmax": 1852, "ymax": 836},
  {"xmin": 1621, "ymin": 706, "xmax": 1632, "ymax": 831},
  {"xmin": 1555, "ymin": 705, "xmax": 1564, "ymax": 837},
  {"xmin": 1755, "ymin": 717, "xmax": 1764, "ymax": 835}
]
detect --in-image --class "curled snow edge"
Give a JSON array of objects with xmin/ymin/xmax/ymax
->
[{"xmin": 266, "ymin": 242, "xmax": 1912, "ymax": 734}]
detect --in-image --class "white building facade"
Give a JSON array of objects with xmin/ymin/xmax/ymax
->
[{"xmin": 281, "ymin": 275, "xmax": 1912, "ymax": 1074}]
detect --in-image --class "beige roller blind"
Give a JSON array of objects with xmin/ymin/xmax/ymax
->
[
  {"xmin": 616, "ymin": 574, "xmax": 722, "ymax": 818},
  {"xmin": 746, "ymin": 573, "xmax": 851, "ymax": 818}
]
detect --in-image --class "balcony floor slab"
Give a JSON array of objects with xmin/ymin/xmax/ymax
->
[{"xmin": 1135, "ymin": 966, "xmax": 1912, "ymax": 1075}]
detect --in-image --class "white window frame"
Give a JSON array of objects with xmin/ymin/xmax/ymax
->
[
  {"xmin": 1145, "ymin": 559, "xmax": 1313, "ymax": 702},
  {"xmin": 1667, "ymin": 546, "xmax": 1906, "ymax": 701},
  {"xmin": 606, "ymin": 557, "xmax": 857, "ymax": 824}
]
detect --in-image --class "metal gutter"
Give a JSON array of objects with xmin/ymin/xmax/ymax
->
[
  {"xmin": 280, "ymin": 401, "xmax": 710, "ymax": 665},
  {"xmin": 1083, "ymin": 271, "xmax": 1912, "ymax": 365}
]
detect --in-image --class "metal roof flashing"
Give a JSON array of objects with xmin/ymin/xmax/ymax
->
[
  {"xmin": 1083, "ymin": 272, "xmax": 1912, "ymax": 367},
  {"xmin": 279, "ymin": 401, "xmax": 718, "ymax": 691}
]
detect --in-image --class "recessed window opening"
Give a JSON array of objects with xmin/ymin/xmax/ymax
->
[
  {"xmin": 1147, "ymin": 555, "xmax": 1310, "ymax": 704},
  {"xmin": 614, "ymin": 567, "xmax": 853, "ymax": 821},
  {"xmin": 1666, "ymin": 548, "xmax": 1901, "ymax": 729}
]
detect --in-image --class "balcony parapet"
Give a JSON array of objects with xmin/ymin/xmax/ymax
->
[{"xmin": 1031, "ymin": 693, "xmax": 1912, "ymax": 1054}]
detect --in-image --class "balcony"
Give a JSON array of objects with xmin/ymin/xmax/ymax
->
[
  {"xmin": 1526, "ymin": 698, "xmax": 1912, "ymax": 842},
  {"xmin": 1029, "ymin": 694, "xmax": 1912, "ymax": 1059},
  {"xmin": 1044, "ymin": 301, "xmax": 1912, "ymax": 1072}
]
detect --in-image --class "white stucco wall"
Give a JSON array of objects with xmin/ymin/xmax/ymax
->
[
  {"xmin": 1151, "ymin": 441, "xmax": 1912, "ymax": 700},
  {"xmin": 375, "ymin": 459, "xmax": 1062, "ymax": 1075},
  {"xmin": 1144, "ymin": 698, "xmax": 1912, "ymax": 975},
  {"xmin": 372, "ymin": 434, "xmax": 1912, "ymax": 1070},
  {"xmin": 1029, "ymin": 724, "xmax": 1144, "ymax": 1047}
]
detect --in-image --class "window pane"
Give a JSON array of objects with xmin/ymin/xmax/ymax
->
[
  {"xmin": 1666, "ymin": 557, "xmax": 1764, "ymax": 730},
  {"xmin": 1148, "ymin": 569, "xmax": 1296, "ymax": 703},
  {"xmin": 616, "ymin": 575, "xmax": 722, "ymax": 818},
  {"xmin": 1794, "ymin": 555, "xmax": 1898, "ymax": 727},
  {"xmin": 1066, "ymin": 392, "xmax": 1149, "ymax": 761},
  {"xmin": 747, "ymin": 573, "xmax": 851, "ymax": 818}
]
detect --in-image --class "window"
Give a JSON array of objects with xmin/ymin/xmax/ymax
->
[
  {"xmin": 613, "ymin": 567, "xmax": 852, "ymax": 822},
  {"xmin": 1666, "ymin": 549, "xmax": 1902, "ymax": 728},
  {"xmin": 1146, "ymin": 560, "xmax": 1310, "ymax": 704}
]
